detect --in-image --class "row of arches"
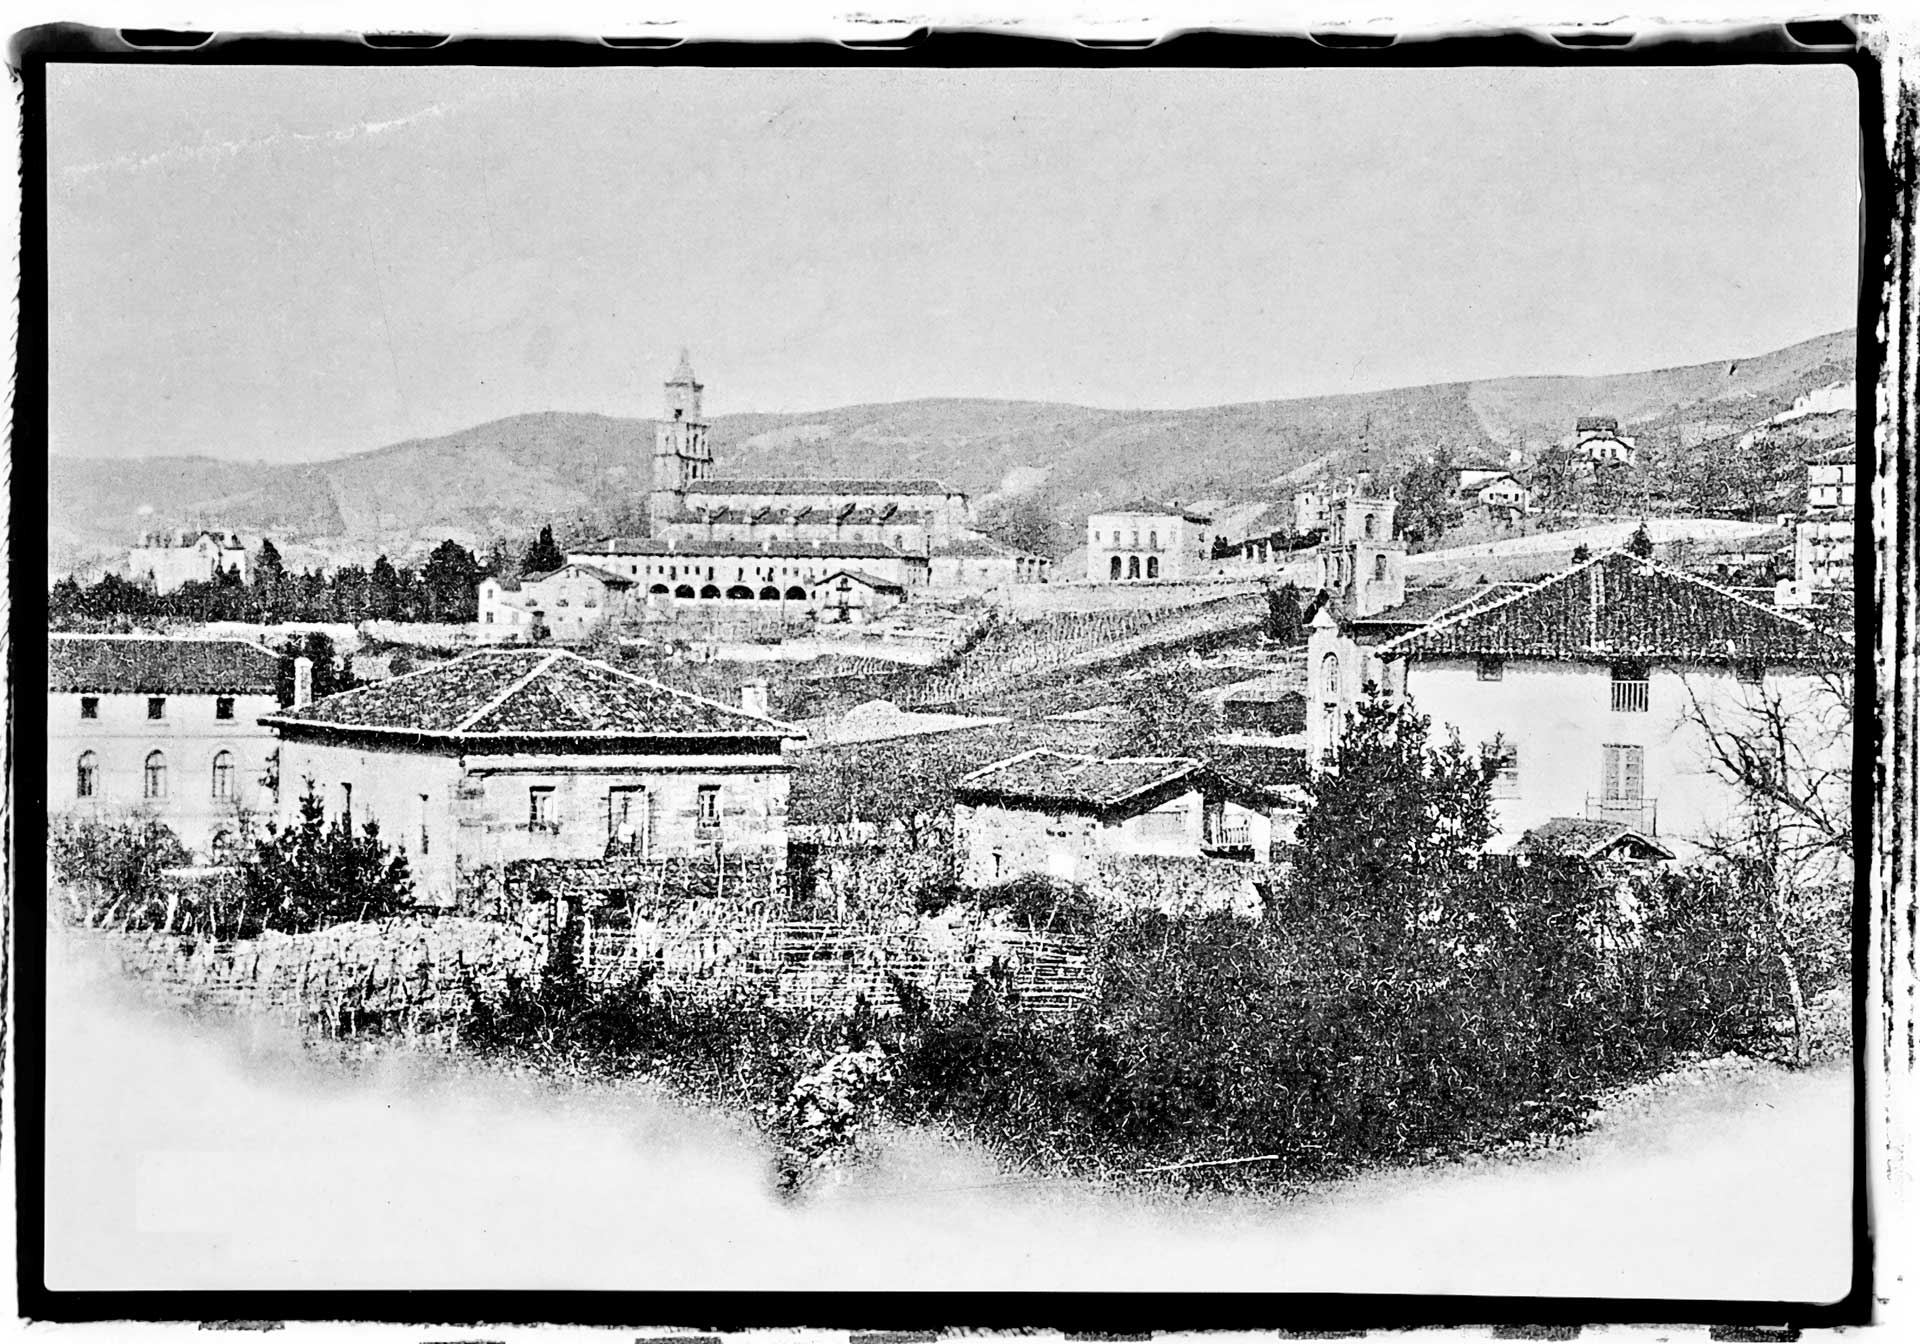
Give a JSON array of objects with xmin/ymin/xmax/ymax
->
[
  {"xmin": 1108, "ymin": 555, "xmax": 1161, "ymax": 581},
  {"xmin": 77, "ymin": 749, "xmax": 236, "ymax": 802},
  {"xmin": 646, "ymin": 583, "xmax": 811, "ymax": 602}
]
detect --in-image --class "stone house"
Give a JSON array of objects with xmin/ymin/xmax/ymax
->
[
  {"xmin": 952, "ymin": 749, "xmax": 1272, "ymax": 886},
  {"xmin": 1306, "ymin": 547, "xmax": 1852, "ymax": 859},
  {"xmin": 261, "ymin": 647, "xmax": 802, "ymax": 906},
  {"xmin": 477, "ymin": 562, "xmax": 637, "ymax": 641},
  {"xmin": 1085, "ymin": 501, "xmax": 1216, "ymax": 583},
  {"xmin": 49, "ymin": 634, "xmax": 287, "ymax": 857},
  {"xmin": 812, "ymin": 569, "xmax": 908, "ymax": 623},
  {"xmin": 128, "ymin": 529, "xmax": 251, "ymax": 594}
]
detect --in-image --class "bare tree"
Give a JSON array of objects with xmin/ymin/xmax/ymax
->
[{"xmin": 1678, "ymin": 667, "xmax": 1853, "ymax": 1065}]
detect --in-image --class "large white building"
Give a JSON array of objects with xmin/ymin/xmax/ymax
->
[
  {"xmin": 1085, "ymin": 501, "xmax": 1217, "ymax": 583},
  {"xmin": 128, "ymin": 529, "xmax": 251, "ymax": 593},
  {"xmin": 261, "ymin": 648, "xmax": 803, "ymax": 905},
  {"xmin": 49, "ymin": 634, "xmax": 287, "ymax": 856},
  {"xmin": 1306, "ymin": 548, "xmax": 1852, "ymax": 859}
]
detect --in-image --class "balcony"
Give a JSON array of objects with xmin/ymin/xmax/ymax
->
[
  {"xmin": 1587, "ymin": 794, "xmax": 1658, "ymax": 834},
  {"xmin": 1609, "ymin": 679, "xmax": 1650, "ymax": 713}
]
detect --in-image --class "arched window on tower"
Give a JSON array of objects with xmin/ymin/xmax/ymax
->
[
  {"xmin": 1148, "ymin": 530, "xmax": 1159, "ymax": 551},
  {"xmin": 1320, "ymin": 651, "xmax": 1340, "ymax": 697},
  {"xmin": 1373, "ymin": 554, "xmax": 1388, "ymax": 581},
  {"xmin": 76, "ymin": 751, "xmax": 98, "ymax": 799},
  {"xmin": 1364, "ymin": 514, "xmax": 1378, "ymax": 540},
  {"xmin": 1147, "ymin": 556, "xmax": 1159, "ymax": 579}
]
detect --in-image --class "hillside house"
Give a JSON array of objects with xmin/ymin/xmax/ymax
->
[
  {"xmin": 1306, "ymin": 548, "xmax": 1852, "ymax": 859},
  {"xmin": 1458, "ymin": 470, "xmax": 1532, "ymax": 517},
  {"xmin": 953, "ymin": 750, "xmax": 1273, "ymax": 885},
  {"xmin": 1574, "ymin": 415, "xmax": 1639, "ymax": 466},
  {"xmin": 1291, "ymin": 488, "xmax": 1331, "ymax": 537},
  {"xmin": 261, "ymin": 648, "xmax": 802, "ymax": 905},
  {"xmin": 128, "ymin": 529, "xmax": 251, "ymax": 594},
  {"xmin": 477, "ymin": 562, "xmax": 637, "ymax": 642},
  {"xmin": 1794, "ymin": 442, "xmax": 1858, "ymax": 593},
  {"xmin": 1085, "ymin": 501, "xmax": 1216, "ymax": 583},
  {"xmin": 1805, "ymin": 441, "xmax": 1857, "ymax": 515},
  {"xmin": 49, "ymin": 634, "xmax": 288, "ymax": 856}
]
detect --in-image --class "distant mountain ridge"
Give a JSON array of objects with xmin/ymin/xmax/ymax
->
[{"xmin": 47, "ymin": 329, "xmax": 1855, "ymax": 577}]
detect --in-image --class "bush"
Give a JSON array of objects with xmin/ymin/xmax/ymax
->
[{"xmin": 48, "ymin": 814, "xmax": 190, "ymax": 930}]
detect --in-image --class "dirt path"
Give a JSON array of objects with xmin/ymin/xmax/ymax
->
[{"xmin": 45, "ymin": 947, "xmax": 1853, "ymax": 1298}]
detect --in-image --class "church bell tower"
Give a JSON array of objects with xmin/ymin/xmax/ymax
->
[{"xmin": 651, "ymin": 348, "xmax": 712, "ymax": 533}]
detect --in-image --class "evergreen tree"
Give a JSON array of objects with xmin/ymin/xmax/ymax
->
[
  {"xmin": 524, "ymin": 525, "xmax": 565, "ymax": 575},
  {"xmin": 1395, "ymin": 450, "xmax": 1462, "ymax": 549},
  {"xmin": 1265, "ymin": 581, "xmax": 1304, "ymax": 642},
  {"xmin": 252, "ymin": 538, "xmax": 287, "ymax": 622},
  {"xmin": 422, "ymin": 539, "xmax": 482, "ymax": 622},
  {"xmin": 1290, "ymin": 684, "xmax": 1497, "ymax": 950},
  {"xmin": 1626, "ymin": 521, "xmax": 1655, "ymax": 558},
  {"xmin": 367, "ymin": 555, "xmax": 402, "ymax": 621},
  {"xmin": 239, "ymin": 786, "xmax": 413, "ymax": 932},
  {"xmin": 1571, "ymin": 542, "xmax": 1591, "ymax": 564}
]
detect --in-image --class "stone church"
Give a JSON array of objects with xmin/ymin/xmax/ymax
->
[{"xmin": 577, "ymin": 353, "xmax": 1050, "ymax": 605}]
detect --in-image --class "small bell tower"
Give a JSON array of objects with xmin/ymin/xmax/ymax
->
[
  {"xmin": 651, "ymin": 348, "xmax": 713, "ymax": 533},
  {"xmin": 1315, "ymin": 473, "xmax": 1406, "ymax": 618}
]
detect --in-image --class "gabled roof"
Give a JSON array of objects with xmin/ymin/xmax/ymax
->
[
  {"xmin": 521, "ymin": 562, "xmax": 635, "ymax": 587},
  {"xmin": 262, "ymin": 648, "xmax": 801, "ymax": 741},
  {"xmin": 1575, "ymin": 415, "xmax": 1620, "ymax": 433},
  {"xmin": 1375, "ymin": 550, "xmax": 1851, "ymax": 666},
  {"xmin": 956, "ymin": 749, "xmax": 1202, "ymax": 812},
  {"xmin": 813, "ymin": 569, "xmax": 907, "ymax": 594},
  {"xmin": 687, "ymin": 477, "xmax": 959, "ymax": 498},
  {"xmin": 49, "ymin": 634, "xmax": 283, "ymax": 695},
  {"xmin": 1517, "ymin": 818, "xmax": 1675, "ymax": 862}
]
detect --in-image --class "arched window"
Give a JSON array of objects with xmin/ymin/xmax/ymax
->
[
  {"xmin": 725, "ymin": 584, "xmax": 754, "ymax": 600},
  {"xmin": 76, "ymin": 751, "xmax": 98, "ymax": 799},
  {"xmin": 1110, "ymin": 555, "xmax": 1122, "ymax": 580},
  {"xmin": 1148, "ymin": 530, "xmax": 1159, "ymax": 551},
  {"xmin": 1127, "ymin": 555, "xmax": 1141, "ymax": 580},
  {"xmin": 211, "ymin": 750, "xmax": 235, "ymax": 801},
  {"xmin": 1147, "ymin": 556, "xmax": 1159, "ymax": 579},
  {"xmin": 759, "ymin": 586, "xmax": 781, "ymax": 601},
  {"xmin": 1373, "ymin": 554, "xmax": 1388, "ymax": 581},
  {"xmin": 674, "ymin": 584, "xmax": 696, "ymax": 599},
  {"xmin": 699, "ymin": 584, "xmax": 722, "ymax": 599},
  {"xmin": 143, "ymin": 750, "xmax": 167, "ymax": 800},
  {"xmin": 1364, "ymin": 514, "xmax": 1378, "ymax": 539},
  {"xmin": 1320, "ymin": 652, "xmax": 1340, "ymax": 697},
  {"xmin": 649, "ymin": 583, "xmax": 670, "ymax": 596},
  {"xmin": 784, "ymin": 585, "xmax": 808, "ymax": 601}
]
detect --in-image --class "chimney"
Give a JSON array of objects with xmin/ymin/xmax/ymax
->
[
  {"xmin": 741, "ymin": 679, "xmax": 770, "ymax": 718},
  {"xmin": 292, "ymin": 655, "xmax": 314, "ymax": 707}
]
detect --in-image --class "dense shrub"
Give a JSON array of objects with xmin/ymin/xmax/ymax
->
[
  {"xmin": 48, "ymin": 814, "xmax": 191, "ymax": 930},
  {"xmin": 238, "ymin": 787, "xmax": 414, "ymax": 933}
]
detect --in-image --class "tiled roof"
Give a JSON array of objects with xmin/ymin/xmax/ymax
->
[
  {"xmin": 48, "ymin": 635, "xmax": 283, "ymax": 695},
  {"xmin": 1808, "ymin": 441, "xmax": 1859, "ymax": 465},
  {"xmin": 522, "ymin": 563, "xmax": 635, "ymax": 587},
  {"xmin": 955, "ymin": 749, "xmax": 1202, "ymax": 811},
  {"xmin": 574, "ymin": 537, "xmax": 910, "ymax": 561},
  {"xmin": 803, "ymin": 699, "xmax": 1009, "ymax": 747},
  {"xmin": 1199, "ymin": 741, "xmax": 1308, "ymax": 792},
  {"xmin": 687, "ymin": 477, "xmax": 959, "ymax": 497},
  {"xmin": 932, "ymin": 533, "xmax": 1030, "ymax": 559},
  {"xmin": 1093, "ymin": 499, "xmax": 1214, "ymax": 525},
  {"xmin": 1375, "ymin": 550, "xmax": 1852, "ymax": 666},
  {"xmin": 263, "ymin": 648, "xmax": 800, "ymax": 740},
  {"xmin": 666, "ymin": 505, "xmax": 936, "ymax": 528},
  {"xmin": 814, "ymin": 569, "xmax": 907, "ymax": 593},
  {"xmin": 1517, "ymin": 817, "xmax": 1674, "ymax": 861},
  {"xmin": 1575, "ymin": 415, "xmax": 1619, "ymax": 433}
]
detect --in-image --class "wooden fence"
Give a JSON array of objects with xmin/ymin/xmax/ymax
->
[{"xmin": 578, "ymin": 912, "xmax": 1098, "ymax": 1018}]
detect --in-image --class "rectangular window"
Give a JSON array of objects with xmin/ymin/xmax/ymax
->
[
  {"xmin": 419, "ymin": 794, "xmax": 431, "ymax": 856},
  {"xmin": 696, "ymin": 784, "xmax": 721, "ymax": 832},
  {"xmin": 529, "ymin": 787, "xmax": 558, "ymax": 832},
  {"xmin": 340, "ymin": 782, "xmax": 352, "ymax": 825},
  {"xmin": 1491, "ymin": 742, "xmax": 1520, "ymax": 799},
  {"xmin": 1609, "ymin": 661, "xmax": 1650, "ymax": 713},
  {"xmin": 147, "ymin": 696, "xmax": 166, "ymax": 720},
  {"xmin": 1602, "ymin": 745, "xmax": 1645, "ymax": 801},
  {"xmin": 608, "ymin": 787, "xmax": 648, "ymax": 854},
  {"xmin": 80, "ymin": 696, "xmax": 98, "ymax": 719},
  {"xmin": 1476, "ymin": 656, "xmax": 1504, "ymax": 682},
  {"xmin": 216, "ymin": 696, "xmax": 235, "ymax": 720}
]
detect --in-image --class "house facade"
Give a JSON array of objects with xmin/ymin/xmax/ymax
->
[
  {"xmin": 1085, "ymin": 502, "xmax": 1216, "ymax": 583},
  {"xmin": 477, "ymin": 562, "xmax": 637, "ymax": 641},
  {"xmin": 261, "ymin": 648, "xmax": 802, "ymax": 905},
  {"xmin": 128, "ymin": 529, "xmax": 251, "ymax": 593},
  {"xmin": 812, "ymin": 569, "xmax": 907, "ymax": 623},
  {"xmin": 929, "ymin": 533, "xmax": 1051, "ymax": 588},
  {"xmin": 1574, "ymin": 415, "xmax": 1639, "ymax": 465},
  {"xmin": 49, "ymin": 634, "xmax": 287, "ymax": 856},
  {"xmin": 1306, "ymin": 549, "xmax": 1852, "ymax": 858},
  {"xmin": 952, "ymin": 749, "xmax": 1272, "ymax": 886}
]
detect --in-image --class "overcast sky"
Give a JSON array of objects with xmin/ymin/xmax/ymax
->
[{"xmin": 47, "ymin": 63, "xmax": 1859, "ymax": 464}]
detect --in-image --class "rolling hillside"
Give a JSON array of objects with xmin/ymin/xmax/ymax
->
[{"xmin": 47, "ymin": 329, "xmax": 1855, "ymax": 577}]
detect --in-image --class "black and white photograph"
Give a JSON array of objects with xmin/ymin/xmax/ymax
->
[{"xmin": 16, "ymin": 30, "xmax": 1889, "ymax": 1322}]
